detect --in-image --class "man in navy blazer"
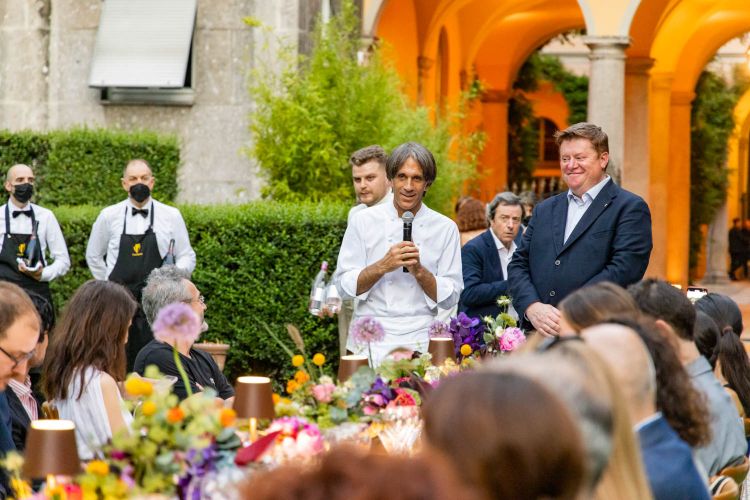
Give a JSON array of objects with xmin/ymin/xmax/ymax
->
[
  {"xmin": 508, "ymin": 123, "xmax": 652, "ymax": 336},
  {"xmin": 459, "ymin": 192, "xmax": 524, "ymax": 319}
]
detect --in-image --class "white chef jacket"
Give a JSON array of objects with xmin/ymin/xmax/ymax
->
[
  {"xmin": 0, "ymin": 200, "xmax": 70, "ymax": 282},
  {"xmin": 85, "ymin": 198, "xmax": 196, "ymax": 280},
  {"xmin": 334, "ymin": 201, "xmax": 463, "ymax": 365}
]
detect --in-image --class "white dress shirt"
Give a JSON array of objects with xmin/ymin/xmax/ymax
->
[
  {"xmin": 85, "ymin": 198, "xmax": 196, "ymax": 280},
  {"xmin": 0, "ymin": 200, "xmax": 70, "ymax": 282},
  {"xmin": 564, "ymin": 175, "xmax": 611, "ymax": 242},
  {"xmin": 490, "ymin": 229, "xmax": 518, "ymax": 320},
  {"xmin": 335, "ymin": 201, "xmax": 463, "ymax": 364},
  {"xmin": 346, "ymin": 191, "xmax": 394, "ymax": 224}
]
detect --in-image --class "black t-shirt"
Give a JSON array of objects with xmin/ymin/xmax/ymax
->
[{"xmin": 133, "ymin": 340, "xmax": 234, "ymax": 401}]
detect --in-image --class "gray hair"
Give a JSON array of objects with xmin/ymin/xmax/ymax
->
[
  {"xmin": 487, "ymin": 191, "xmax": 524, "ymax": 224},
  {"xmin": 386, "ymin": 142, "xmax": 437, "ymax": 186},
  {"xmin": 141, "ymin": 265, "xmax": 192, "ymax": 325}
]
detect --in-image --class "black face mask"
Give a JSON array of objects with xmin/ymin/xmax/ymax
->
[
  {"xmin": 129, "ymin": 183, "xmax": 151, "ymax": 203},
  {"xmin": 12, "ymin": 183, "xmax": 34, "ymax": 204}
]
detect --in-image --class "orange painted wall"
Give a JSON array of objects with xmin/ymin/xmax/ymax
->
[{"xmin": 375, "ymin": 0, "xmax": 420, "ymax": 102}]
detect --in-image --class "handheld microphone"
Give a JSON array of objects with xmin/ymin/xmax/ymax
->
[{"xmin": 402, "ymin": 211, "xmax": 414, "ymax": 272}]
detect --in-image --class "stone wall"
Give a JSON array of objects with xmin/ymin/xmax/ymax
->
[{"xmin": 0, "ymin": 0, "xmax": 320, "ymax": 204}]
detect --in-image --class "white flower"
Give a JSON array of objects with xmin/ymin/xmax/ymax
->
[{"xmin": 496, "ymin": 296, "xmax": 512, "ymax": 307}]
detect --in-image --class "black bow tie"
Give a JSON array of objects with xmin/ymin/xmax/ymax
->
[
  {"xmin": 132, "ymin": 207, "xmax": 149, "ymax": 218},
  {"xmin": 12, "ymin": 210, "xmax": 32, "ymax": 218}
]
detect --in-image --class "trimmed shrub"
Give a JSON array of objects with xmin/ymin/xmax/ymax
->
[
  {"xmin": 50, "ymin": 202, "xmax": 349, "ymax": 383},
  {"xmin": 0, "ymin": 128, "xmax": 179, "ymax": 206}
]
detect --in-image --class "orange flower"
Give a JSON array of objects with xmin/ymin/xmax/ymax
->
[
  {"xmin": 294, "ymin": 370, "xmax": 310, "ymax": 384},
  {"xmin": 272, "ymin": 393, "xmax": 281, "ymax": 404},
  {"xmin": 286, "ymin": 379, "xmax": 299, "ymax": 394},
  {"xmin": 292, "ymin": 355, "xmax": 305, "ymax": 367},
  {"xmin": 141, "ymin": 401, "xmax": 157, "ymax": 417},
  {"xmin": 86, "ymin": 460, "xmax": 110, "ymax": 476},
  {"xmin": 219, "ymin": 408, "xmax": 237, "ymax": 427},
  {"xmin": 166, "ymin": 407, "xmax": 185, "ymax": 424},
  {"xmin": 124, "ymin": 377, "xmax": 153, "ymax": 397},
  {"xmin": 460, "ymin": 344, "xmax": 473, "ymax": 356},
  {"xmin": 312, "ymin": 353, "xmax": 326, "ymax": 366}
]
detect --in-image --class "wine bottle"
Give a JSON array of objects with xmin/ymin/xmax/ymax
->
[
  {"xmin": 308, "ymin": 261, "xmax": 328, "ymax": 316},
  {"xmin": 24, "ymin": 221, "xmax": 41, "ymax": 268},
  {"xmin": 163, "ymin": 239, "xmax": 176, "ymax": 265}
]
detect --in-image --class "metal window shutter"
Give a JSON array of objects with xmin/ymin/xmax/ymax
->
[{"xmin": 89, "ymin": 0, "xmax": 197, "ymax": 88}]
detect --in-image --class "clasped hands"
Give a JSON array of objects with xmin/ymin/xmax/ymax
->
[
  {"xmin": 18, "ymin": 261, "xmax": 43, "ymax": 281},
  {"xmin": 378, "ymin": 241, "xmax": 422, "ymax": 275},
  {"xmin": 526, "ymin": 302, "xmax": 561, "ymax": 337}
]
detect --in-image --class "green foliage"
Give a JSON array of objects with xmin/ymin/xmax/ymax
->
[
  {"xmin": 536, "ymin": 54, "xmax": 589, "ymax": 124},
  {"xmin": 506, "ymin": 52, "xmax": 589, "ymax": 186},
  {"xmin": 507, "ymin": 57, "xmax": 540, "ymax": 187},
  {"xmin": 50, "ymin": 202, "xmax": 349, "ymax": 383},
  {"xmin": 689, "ymin": 71, "xmax": 745, "ymax": 272},
  {"xmin": 0, "ymin": 128, "xmax": 179, "ymax": 206},
  {"xmin": 248, "ymin": 1, "xmax": 482, "ymax": 215}
]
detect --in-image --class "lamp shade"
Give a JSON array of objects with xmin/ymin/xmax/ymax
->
[
  {"xmin": 22, "ymin": 420, "xmax": 81, "ymax": 478},
  {"xmin": 233, "ymin": 376, "xmax": 275, "ymax": 419},
  {"xmin": 428, "ymin": 337, "xmax": 455, "ymax": 366},
  {"xmin": 338, "ymin": 355, "xmax": 369, "ymax": 382}
]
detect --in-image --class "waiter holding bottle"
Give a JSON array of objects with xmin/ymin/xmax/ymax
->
[
  {"xmin": 0, "ymin": 164, "xmax": 70, "ymax": 308},
  {"xmin": 86, "ymin": 159, "xmax": 196, "ymax": 369}
]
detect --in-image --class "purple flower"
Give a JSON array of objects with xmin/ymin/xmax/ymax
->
[
  {"xmin": 428, "ymin": 320, "xmax": 450, "ymax": 338},
  {"xmin": 350, "ymin": 316, "xmax": 386, "ymax": 346},
  {"xmin": 362, "ymin": 376, "xmax": 395, "ymax": 414},
  {"xmin": 448, "ymin": 313, "xmax": 485, "ymax": 356},
  {"xmin": 153, "ymin": 302, "xmax": 201, "ymax": 344}
]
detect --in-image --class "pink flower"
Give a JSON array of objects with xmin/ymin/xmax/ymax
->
[
  {"xmin": 152, "ymin": 302, "xmax": 201, "ymax": 344},
  {"xmin": 498, "ymin": 327, "xmax": 526, "ymax": 352},
  {"xmin": 311, "ymin": 383, "xmax": 336, "ymax": 403},
  {"xmin": 350, "ymin": 316, "xmax": 386, "ymax": 346}
]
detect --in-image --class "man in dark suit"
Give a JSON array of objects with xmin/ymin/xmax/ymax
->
[
  {"xmin": 459, "ymin": 192, "xmax": 524, "ymax": 319},
  {"xmin": 508, "ymin": 123, "xmax": 652, "ymax": 336}
]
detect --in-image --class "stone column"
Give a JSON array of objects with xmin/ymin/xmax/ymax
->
[
  {"xmin": 479, "ymin": 89, "xmax": 509, "ymax": 201},
  {"xmin": 704, "ymin": 201, "xmax": 730, "ymax": 284},
  {"xmin": 417, "ymin": 56, "xmax": 434, "ymax": 105},
  {"xmin": 583, "ymin": 36, "xmax": 630, "ymax": 183},
  {"xmin": 623, "ymin": 57, "xmax": 654, "ymax": 202},
  {"xmin": 666, "ymin": 91, "xmax": 695, "ymax": 288}
]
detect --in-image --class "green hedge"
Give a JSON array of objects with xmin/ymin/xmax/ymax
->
[
  {"xmin": 50, "ymin": 202, "xmax": 349, "ymax": 383},
  {"xmin": 0, "ymin": 129, "xmax": 179, "ymax": 206}
]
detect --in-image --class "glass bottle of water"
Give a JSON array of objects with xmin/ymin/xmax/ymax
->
[
  {"xmin": 325, "ymin": 282, "xmax": 341, "ymax": 314},
  {"xmin": 309, "ymin": 261, "xmax": 328, "ymax": 316}
]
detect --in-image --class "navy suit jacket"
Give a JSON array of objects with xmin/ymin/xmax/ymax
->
[
  {"xmin": 508, "ymin": 180, "xmax": 652, "ymax": 315},
  {"xmin": 459, "ymin": 229, "xmax": 508, "ymax": 319},
  {"xmin": 638, "ymin": 415, "xmax": 710, "ymax": 500}
]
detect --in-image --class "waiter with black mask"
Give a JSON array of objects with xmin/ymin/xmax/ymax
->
[
  {"xmin": 0, "ymin": 164, "xmax": 70, "ymax": 307},
  {"xmin": 86, "ymin": 159, "xmax": 196, "ymax": 369}
]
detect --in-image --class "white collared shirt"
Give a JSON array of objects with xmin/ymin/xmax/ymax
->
[
  {"xmin": 490, "ymin": 230, "xmax": 518, "ymax": 320},
  {"xmin": 564, "ymin": 175, "xmax": 611, "ymax": 242},
  {"xmin": 85, "ymin": 198, "xmax": 196, "ymax": 280},
  {"xmin": 346, "ymin": 191, "xmax": 394, "ymax": 224},
  {"xmin": 0, "ymin": 200, "xmax": 70, "ymax": 282},
  {"xmin": 335, "ymin": 201, "xmax": 463, "ymax": 317}
]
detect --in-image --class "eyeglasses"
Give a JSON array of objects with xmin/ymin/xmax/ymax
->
[
  {"xmin": 183, "ymin": 295, "xmax": 205, "ymax": 305},
  {"xmin": 0, "ymin": 345, "xmax": 35, "ymax": 369},
  {"xmin": 536, "ymin": 334, "xmax": 584, "ymax": 353}
]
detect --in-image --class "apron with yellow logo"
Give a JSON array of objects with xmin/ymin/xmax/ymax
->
[
  {"xmin": 109, "ymin": 205, "xmax": 163, "ymax": 368},
  {"xmin": 0, "ymin": 203, "xmax": 52, "ymax": 305}
]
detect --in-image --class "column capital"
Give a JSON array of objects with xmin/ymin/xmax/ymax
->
[
  {"xmin": 626, "ymin": 57, "xmax": 655, "ymax": 76},
  {"xmin": 583, "ymin": 35, "xmax": 631, "ymax": 61},
  {"xmin": 481, "ymin": 89, "xmax": 510, "ymax": 103},
  {"xmin": 671, "ymin": 91, "xmax": 695, "ymax": 106}
]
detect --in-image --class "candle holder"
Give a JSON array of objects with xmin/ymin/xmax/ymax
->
[
  {"xmin": 233, "ymin": 376, "xmax": 275, "ymax": 441},
  {"xmin": 428, "ymin": 337, "xmax": 456, "ymax": 366},
  {"xmin": 337, "ymin": 355, "xmax": 369, "ymax": 382}
]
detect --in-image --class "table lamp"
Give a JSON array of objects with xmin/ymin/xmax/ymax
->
[
  {"xmin": 233, "ymin": 376, "xmax": 275, "ymax": 441},
  {"xmin": 23, "ymin": 419, "xmax": 81, "ymax": 490},
  {"xmin": 428, "ymin": 337, "xmax": 455, "ymax": 366},
  {"xmin": 337, "ymin": 354, "xmax": 369, "ymax": 382}
]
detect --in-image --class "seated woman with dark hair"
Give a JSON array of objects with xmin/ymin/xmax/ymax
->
[
  {"xmin": 423, "ymin": 370, "xmax": 586, "ymax": 500},
  {"xmin": 455, "ymin": 196, "xmax": 487, "ymax": 246},
  {"xmin": 43, "ymin": 280, "xmax": 137, "ymax": 460}
]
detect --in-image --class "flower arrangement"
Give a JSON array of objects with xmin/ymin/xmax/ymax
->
[
  {"xmin": 483, "ymin": 295, "xmax": 526, "ymax": 355},
  {"xmin": 448, "ymin": 312, "xmax": 486, "ymax": 359},
  {"xmin": 261, "ymin": 416, "xmax": 325, "ymax": 463},
  {"xmin": 79, "ymin": 366, "xmax": 241, "ymax": 499}
]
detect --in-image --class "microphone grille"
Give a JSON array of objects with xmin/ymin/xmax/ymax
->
[{"xmin": 402, "ymin": 211, "xmax": 414, "ymax": 223}]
